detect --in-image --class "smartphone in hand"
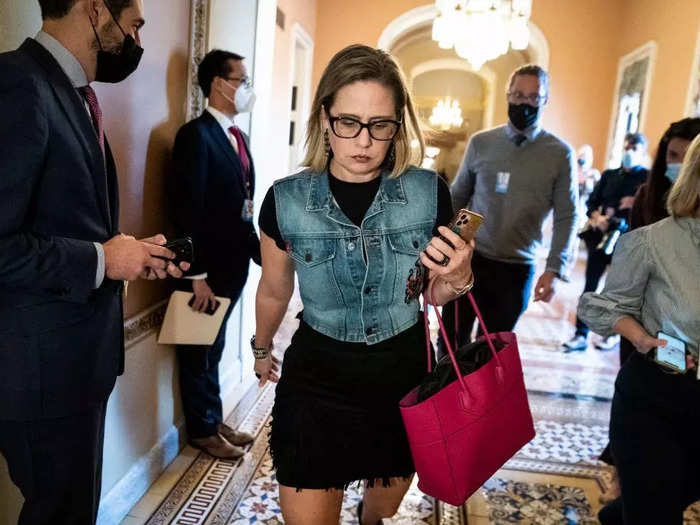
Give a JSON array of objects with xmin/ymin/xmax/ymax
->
[
  {"xmin": 187, "ymin": 295, "xmax": 221, "ymax": 316},
  {"xmin": 429, "ymin": 208, "xmax": 484, "ymax": 266},
  {"xmin": 158, "ymin": 237, "xmax": 194, "ymax": 267},
  {"xmin": 654, "ymin": 331, "xmax": 687, "ymax": 373}
]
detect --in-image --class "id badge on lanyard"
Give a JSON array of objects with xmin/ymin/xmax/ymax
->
[
  {"xmin": 495, "ymin": 172, "xmax": 510, "ymax": 194},
  {"xmin": 240, "ymin": 166, "xmax": 254, "ymax": 222},
  {"xmin": 242, "ymin": 198, "xmax": 254, "ymax": 222}
]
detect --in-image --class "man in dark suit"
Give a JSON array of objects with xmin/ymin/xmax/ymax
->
[
  {"xmin": 0, "ymin": 1, "xmax": 187, "ymax": 523},
  {"xmin": 173, "ymin": 50, "xmax": 261, "ymax": 459}
]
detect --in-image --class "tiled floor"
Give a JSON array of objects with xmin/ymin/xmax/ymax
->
[{"xmin": 123, "ymin": 255, "xmax": 700, "ymax": 524}]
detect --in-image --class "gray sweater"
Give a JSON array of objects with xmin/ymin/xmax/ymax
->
[
  {"xmin": 451, "ymin": 124, "xmax": 578, "ymax": 279},
  {"xmin": 578, "ymin": 217, "xmax": 700, "ymax": 357}
]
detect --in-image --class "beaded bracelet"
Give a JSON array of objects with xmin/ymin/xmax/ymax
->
[{"xmin": 250, "ymin": 335, "xmax": 272, "ymax": 360}]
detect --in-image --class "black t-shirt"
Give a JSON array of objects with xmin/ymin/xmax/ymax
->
[
  {"xmin": 258, "ymin": 170, "xmax": 454, "ymax": 350},
  {"xmin": 259, "ymin": 171, "xmax": 454, "ymax": 251}
]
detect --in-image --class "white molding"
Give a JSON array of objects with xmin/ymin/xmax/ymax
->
[
  {"xmin": 185, "ymin": 0, "xmax": 210, "ymax": 122},
  {"xmin": 684, "ymin": 21, "xmax": 700, "ymax": 117},
  {"xmin": 378, "ymin": 4, "xmax": 437, "ymax": 51},
  {"xmin": 96, "ymin": 375, "xmax": 256, "ymax": 525},
  {"xmin": 97, "ymin": 423, "xmax": 185, "ymax": 525},
  {"xmin": 286, "ymin": 22, "xmax": 315, "ymax": 174},
  {"xmin": 604, "ymin": 41, "xmax": 658, "ymax": 168},
  {"xmin": 409, "ymin": 58, "xmax": 497, "ymax": 128},
  {"xmin": 377, "ymin": 3, "xmax": 549, "ymax": 70}
]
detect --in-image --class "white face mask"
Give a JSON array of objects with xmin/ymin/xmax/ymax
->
[{"xmin": 234, "ymin": 84, "xmax": 256, "ymax": 114}]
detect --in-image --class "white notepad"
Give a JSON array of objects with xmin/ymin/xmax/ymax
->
[{"xmin": 158, "ymin": 291, "xmax": 231, "ymax": 346}]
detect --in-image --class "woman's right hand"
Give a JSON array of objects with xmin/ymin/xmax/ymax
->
[
  {"xmin": 613, "ymin": 317, "xmax": 668, "ymax": 355},
  {"xmin": 254, "ymin": 354, "xmax": 281, "ymax": 386},
  {"xmin": 633, "ymin": 332, "xmax": 667, "ymax": 355}
]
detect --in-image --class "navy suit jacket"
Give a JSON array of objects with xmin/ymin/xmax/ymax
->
[
  {"xmin": 172, "ymin": 111, "xmax": 260, "ymax": 298},
  {"xmin": 0, "ymin": 39, "xmax": 124, "ymax": 420}
]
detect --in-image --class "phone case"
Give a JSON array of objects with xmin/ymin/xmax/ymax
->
[
  {"xmin": 447, "ymin": 209, "xmax": 484, "ymax": 243},
  {"xmin": 164, "ymin": 237, "xmax": 194, "ymax": 266},
  {"xmin": 434, "ymin": 208, "xmax": 484, "ymax": 266}
]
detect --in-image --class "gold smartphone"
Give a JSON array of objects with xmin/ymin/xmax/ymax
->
[
  {"xmin": 447, "ymin": 208, "xmax": 484, "ymax": 243},
  {"xmin": 436, "ymin": 208, "xmax": 484, "ymax": 265}
]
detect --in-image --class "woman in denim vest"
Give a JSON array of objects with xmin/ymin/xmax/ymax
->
[{"xmin": 252, "ymin": 45, "xmax": 475, "ymax": 524}]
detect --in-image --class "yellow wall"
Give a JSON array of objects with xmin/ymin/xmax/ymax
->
[
  {"xmin": 616, "ymin": 0, "xmax": 700, "ymax": 150},
  {"xmin": 529, "ymin": 0, "xmax": 624, "ymax": 168},
  {"xmin": 312, "ymin": 0, "xmax": 625, "ymax": 170},
  {"xmin": 312, "ymin": 1, "xmax": 700, "ymax": 171}
]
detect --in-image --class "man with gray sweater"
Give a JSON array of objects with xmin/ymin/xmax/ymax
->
[{"xmin": 439, "ymin": 65, "xmax": 578, "ymax": 354}]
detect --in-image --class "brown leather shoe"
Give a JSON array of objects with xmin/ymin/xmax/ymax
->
[
  {"xmin": 217, "ymin": 423, "xmax": 254, "ymax": 446},
  {"xmin": 190, "ymin": 434, "xmax": 245, "ymax": 459}
]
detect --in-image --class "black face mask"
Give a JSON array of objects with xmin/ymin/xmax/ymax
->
[
  {"xmin": 508, "ymin": 103, "xmax": 540, "ymax": 131},
  {"xmin": 91, "ymin": 7, "xmax": 143, "ymax": 83}
]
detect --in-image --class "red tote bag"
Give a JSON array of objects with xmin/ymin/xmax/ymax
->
[{"xmin": 399, "ymin": 289, "xmax": 535, "ymax": 507}]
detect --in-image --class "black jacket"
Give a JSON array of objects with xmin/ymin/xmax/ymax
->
[
  {"xmin": 586, "ymin": 166, "xmax": 648, "ymax": 221},
  {"xmin": 172, "ymin": 111, "xmax": 260, "ymax": 297},
  {"xmin": 0, "ymin": 39, "xmax": 124, "ymax": 420}
]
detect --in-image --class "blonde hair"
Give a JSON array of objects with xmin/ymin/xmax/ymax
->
[
  {"xmin": 302, "ymin": 44, "xmax": 424, "ymax": 177},
  {"xmin": 667, "ymin": 133, "xmax": 700, "ymax": 217}
]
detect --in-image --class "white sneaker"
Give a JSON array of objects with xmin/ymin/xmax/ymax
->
[
  {"xmin": 563, "ymin": 335, "xmax": 588, "ymax": 352},
  {"xmin": 595, "ymin": 335, "xmax": 620, "ymax": 351}
]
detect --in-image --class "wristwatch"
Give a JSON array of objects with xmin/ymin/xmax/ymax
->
[{"xmin": 250, "ymin": 335, "xmax": 272, "ymax": 359}]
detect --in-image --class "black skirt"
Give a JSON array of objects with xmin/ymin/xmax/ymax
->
[{"xmin": 269, "ymin": 319, "xmax": 430, "ymax": 490}]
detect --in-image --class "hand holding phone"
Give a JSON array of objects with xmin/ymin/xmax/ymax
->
[
  {"xmin": 156, "ymin": 237, "xmax": 194, "ymax": 267},
  {"xmin": 188, "ymin": 295, "xmax": 221, "ymax": 316},
  {"xmin": 431, "ymin": 208, "xmax": 484, "ymax": 266},
  {"xmin": 654, "ymin": 331, "xmax": 687, "ymax": 373}
]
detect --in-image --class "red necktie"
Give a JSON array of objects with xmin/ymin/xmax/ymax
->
[
  {"xmin": 228, "ymin": 126, "xmax": 251, "ymax": 175},
  {"xmin": 79, "ymin": 86, "xmax": 104, "ymax": 154}
]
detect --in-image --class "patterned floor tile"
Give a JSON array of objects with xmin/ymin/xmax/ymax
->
[
  {"xmin": 227, "ymin": 455, "xmax": 441, "ymax": 524},
  {"xmin": 481, "ymin": 477, "xmax": 599, "ymax": 525},
  {"xmin": 133, "ymin": 254, "xmax": 700, "ymax": 524}
]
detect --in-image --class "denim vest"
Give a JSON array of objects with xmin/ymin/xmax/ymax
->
[{"xmin": 274, "ymin": 167, "xmax": 437, "ymax": 344}]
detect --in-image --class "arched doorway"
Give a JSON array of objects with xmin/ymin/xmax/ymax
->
[{"xmin": 382, "ymin": 5, "xmax": 549, "ymax": 181}]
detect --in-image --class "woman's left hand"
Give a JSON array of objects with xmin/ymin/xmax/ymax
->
[{"xmin": 420, "ymin": 226, "xmax": 475, "ymax": 285}]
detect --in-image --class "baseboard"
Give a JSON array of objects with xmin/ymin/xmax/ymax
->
[
  {"xmin": 97, "ymin": 379, "xmax": 258, "ymax": 525},
  {"xmin": 97, "ymin": 423, "xmax": 185, "ymax": 525}
]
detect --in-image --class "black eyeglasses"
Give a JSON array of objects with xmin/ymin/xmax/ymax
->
[{"xmin": 328, "ymin": 114, "xmax": 402, "ymax": 141}]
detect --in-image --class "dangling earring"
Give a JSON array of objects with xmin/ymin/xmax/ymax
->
[
  {"xmin": 324, "ymin": 128, "xmax": 331, "ymax": 157},
  {"xmin": 388, "ymin": 143, "xmax": 396, "ymax": 166}
]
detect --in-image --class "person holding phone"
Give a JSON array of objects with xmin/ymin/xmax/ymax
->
[
  {"xmin": 171, "ymin": 49, "xmax": 261, "ymax": 459},
  {"xmin": 253, "ymin": 45, "xmax": 474, "ymax": 525},
  {"xmin": 578, "ymin": 134, "xmax": 700, "ymax": 525}
]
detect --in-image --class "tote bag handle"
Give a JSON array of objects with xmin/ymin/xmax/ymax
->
[{"xmin": 424, "ymin": 278, "xmax": 503, "ymax": 393}]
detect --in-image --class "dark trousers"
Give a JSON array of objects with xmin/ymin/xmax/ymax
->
[
  {"xmin": 0, "ymin": 401, "xmax": 107, "ymax": 525},
  {"xmin": 438, "ymin": 252, "xmax": 535, "ymax": 358},
  {"xmin": 598, "ymin": 352, "xmax": 700, "ymax": 525},
  {"xmin": 600, "ymin": 337, "xmax": 637, "ymax": 465},
  {"xmin": 177, "ymin": 290, "xmax": 240, "ymax": 439},
  {"xmin": 575, "ymin": 241, "xmax": 612, "ymax": 336}
]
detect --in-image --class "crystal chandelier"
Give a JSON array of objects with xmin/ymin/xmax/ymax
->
[
  {"xmin": 432, "ymin": 0, "xmax": 532, "ymax": 70},
  {"xmin": 429, "ymin": 97, "xmax": 464, "ymax": 130}
]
